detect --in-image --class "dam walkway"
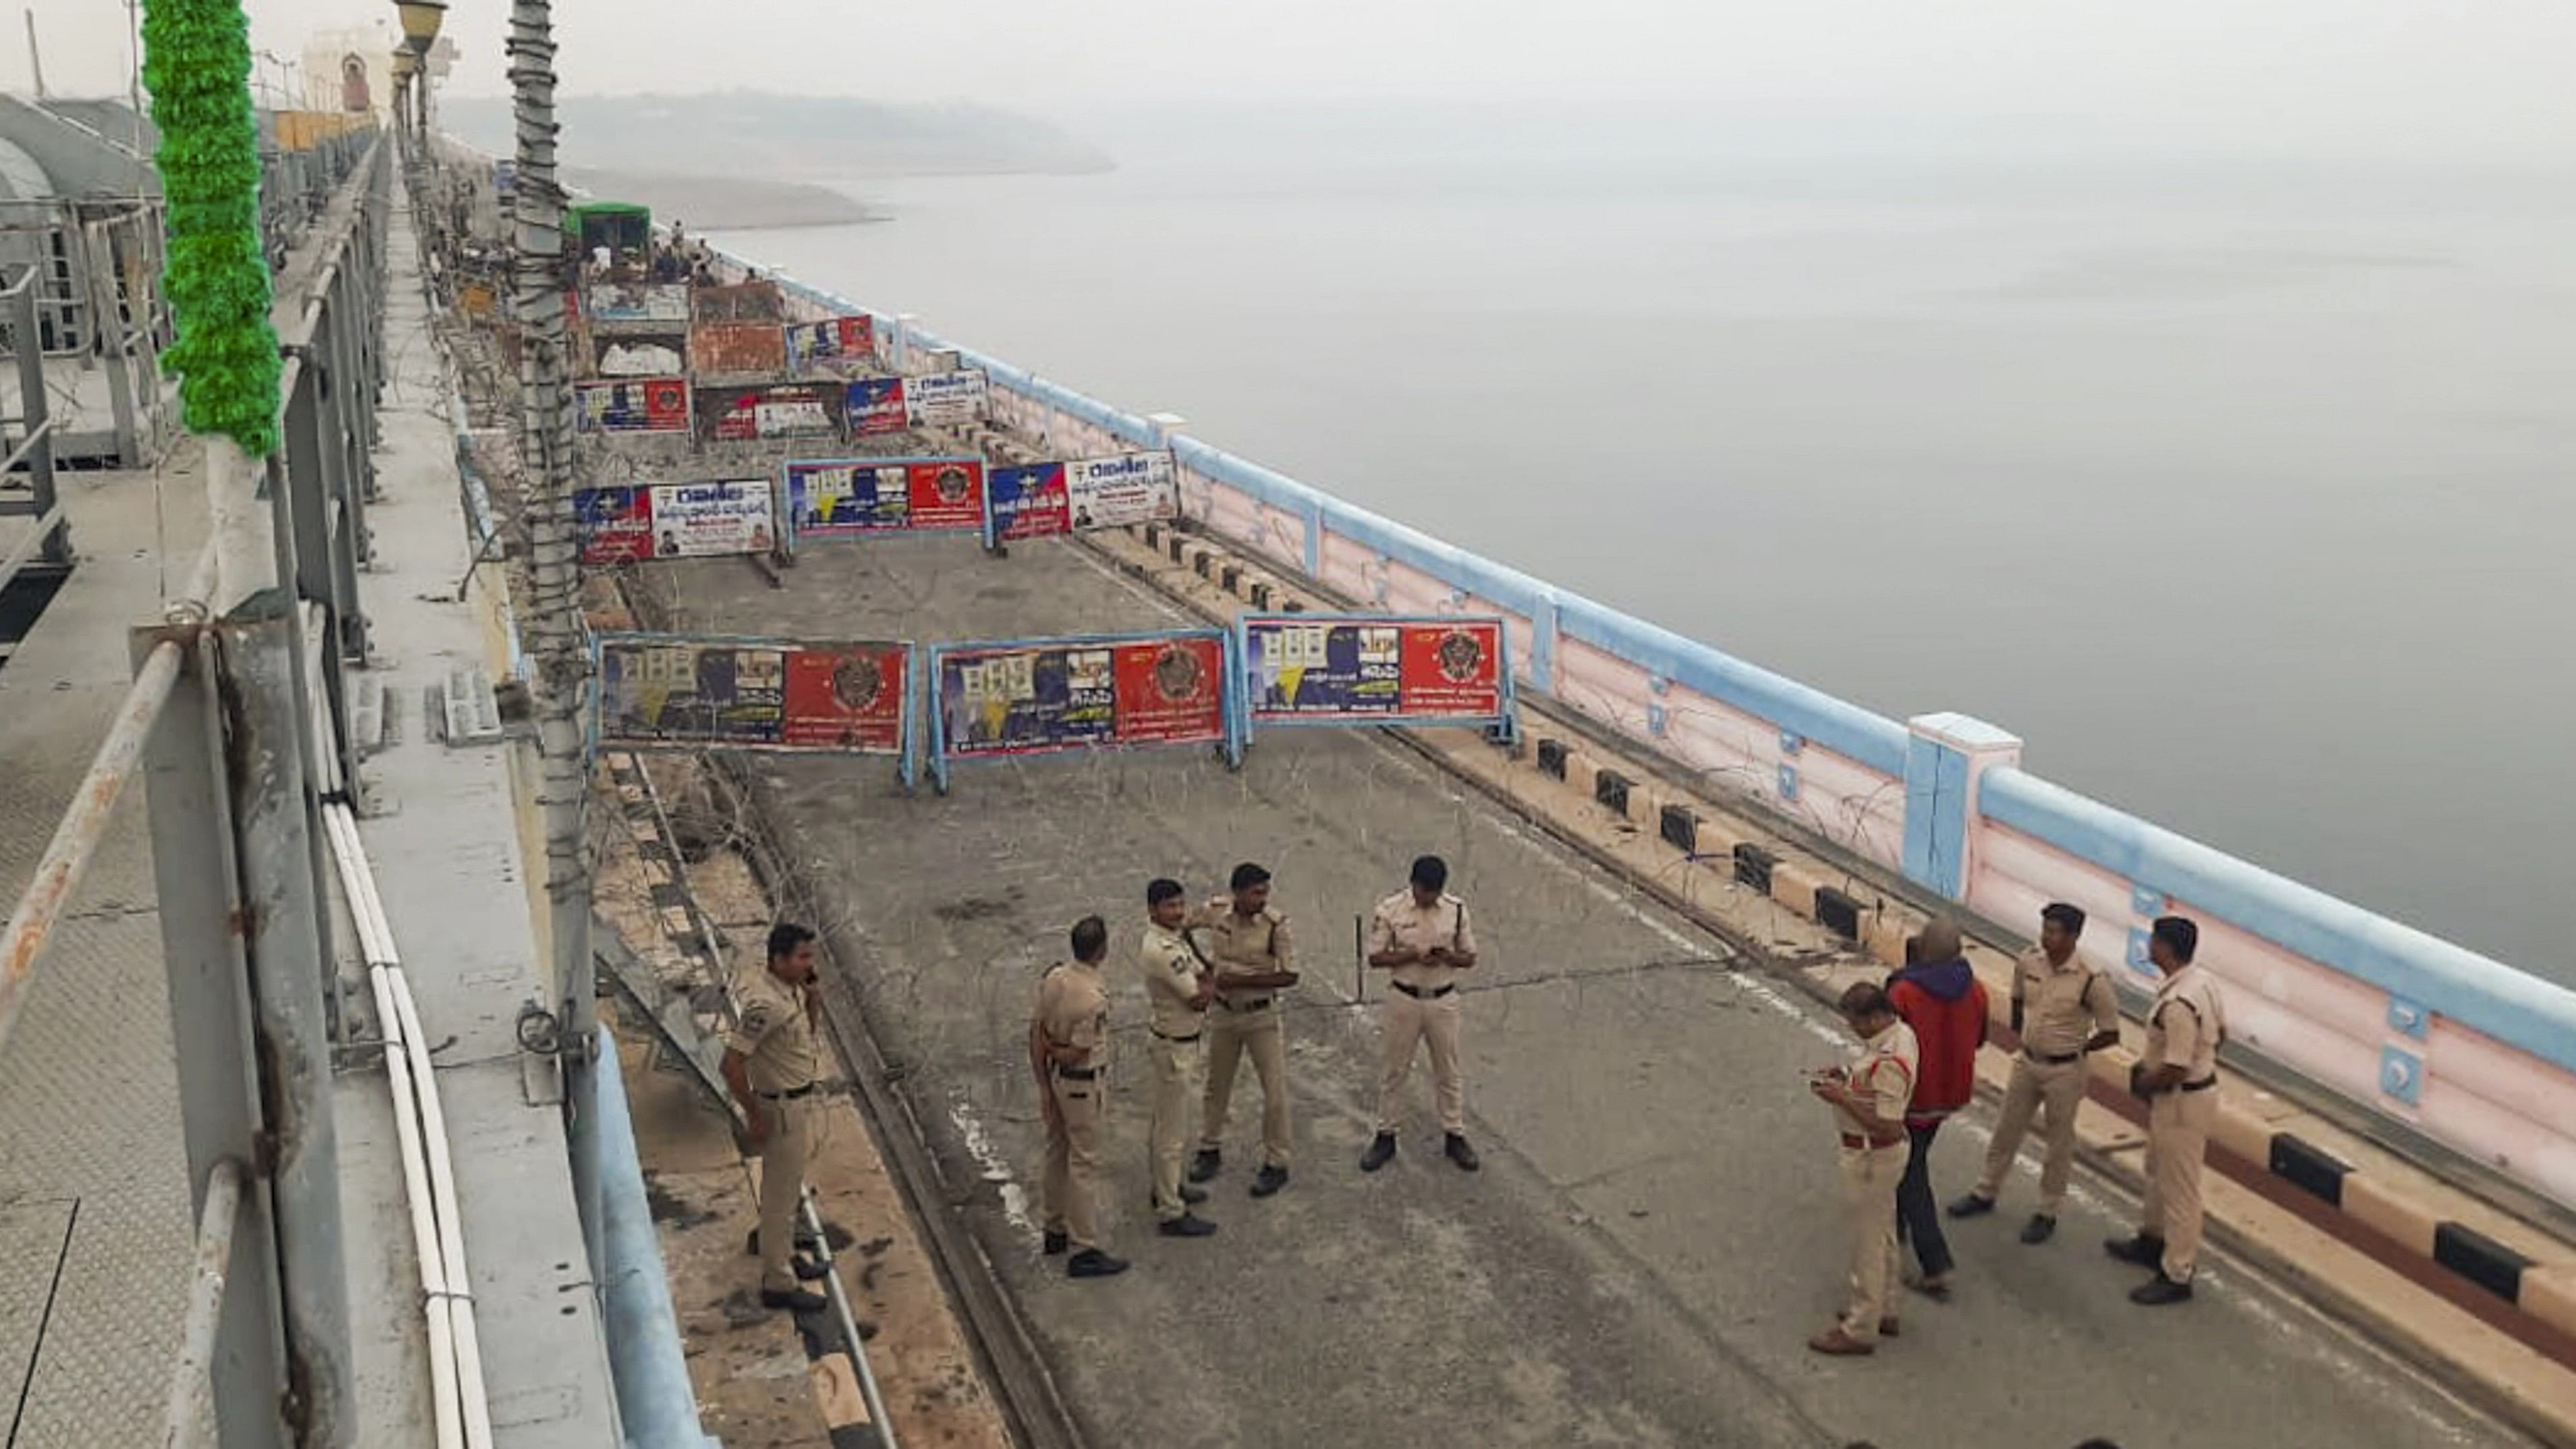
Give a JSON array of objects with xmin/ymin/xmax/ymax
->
[{"xmin": 640, "ymin": 525, "xmax": 2515, "ymax": 1449}]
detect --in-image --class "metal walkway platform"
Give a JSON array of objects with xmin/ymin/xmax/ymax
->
[{"xmin": 0, "ymin": 447, "xmax": 209, "ymax": 1448}]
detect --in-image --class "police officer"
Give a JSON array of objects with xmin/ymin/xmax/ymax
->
[
  {"xmin": 1139, "ymin": 879, "xmax": 1218, "ymax": 1238},
  {"xmin": 1031, "ymin": 916, "xmax": 1127, "ymax": 1278},
  {"xmin": 1188, "ymin": 863, "xmax": 1299, "ymax": 1198},
  {"xmin": 1808, "ymin": 982, "xmax": 1919, "ymax": 1356},
  {"xmin": 1950, "ymin": 902, "xmax": 2119, "ymax": 1243},
  {"xmin": 721, "ymin": 923, "xmax": 832, "ymax": 1313},
  {"xmin": 2107, "ymin": 916, "xmax": 2226, "ymax": 1305},
  {"xmin": 1360, "ymin": 855, "xmax": 1481, "ymax": 1174}
]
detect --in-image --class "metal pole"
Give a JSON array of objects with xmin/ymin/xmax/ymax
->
[
  {"xmin": 163, "ymin": 1157, "xmax": 248, "ymax": 1449},
  {"xmin": 264, "ymin": 446, "xmax": 348, "ymax": 1037},
  {"xmin": 79, "ymin": 217, "xmax": 141, "ymax": 470},
  {"xmin": 24, "ymin": 9, "xmax": 45, "ymax": 99},
  {"xmin": 220, "ymin": 604, "xmax": 356, "ymax": 1446},
  {"xmin": 7, "ymin": 270, "xmax": 65, "ymax": 562},
  {"xmin": 506, "ymin": 0, "xmax": 602, "ymax": 1280},
  {"xmin": 137, "ymin": 626, "xmax": 290, "ymax": 1449}
]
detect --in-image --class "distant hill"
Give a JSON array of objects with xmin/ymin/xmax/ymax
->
[
  {"xmin": 559, "ymin": 167, "xmax": 878, "ymax": 230},
  {"xmin": 441, "ymin": 92, "xmax": 1112, "ymax": 182}
]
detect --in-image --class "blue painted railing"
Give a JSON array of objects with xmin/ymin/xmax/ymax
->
[
  {"xmin": 719, "ymin": 250, "xmax": 2576, "ymax": 1093},
  {"xmin": 1983, "ymin": 769, "xmax": 2576, "ymax": 1074}
]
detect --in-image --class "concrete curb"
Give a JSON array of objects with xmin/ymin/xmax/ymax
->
[{"xmin": 1106, "ymin": 512, "xmax": 2576, "ymax": 1442}]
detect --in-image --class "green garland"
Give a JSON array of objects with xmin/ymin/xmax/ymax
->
[{"xmin": 141, "ymin": 0, "xmax": 281, "ymax": 457}]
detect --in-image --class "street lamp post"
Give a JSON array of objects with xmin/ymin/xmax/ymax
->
[{"xmin": 391, "ymin": 0, "xmax": 445, "ymax": 136}]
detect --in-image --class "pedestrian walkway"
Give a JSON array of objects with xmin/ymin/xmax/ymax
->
[
  {"xmin": 648, "ymin": 528, "xmax": 2517, "ymax": 1449},
  {"xmin": 0, "ymin": 448, "xmax": 207, "ymax": 1447}
]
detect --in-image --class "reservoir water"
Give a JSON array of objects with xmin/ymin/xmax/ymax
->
[{"xmin": 709, "ymin": 107, "xmax": 2576, "ymax": 984}]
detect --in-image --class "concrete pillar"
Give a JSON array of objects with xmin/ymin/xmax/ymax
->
[
  {"xmin": 1145, "ymin": 410, "xmax": 1186, "ymax": 449},
  {"xmin": 1903, "ymin": 712, "xmax": 2023, "ymax": 902}
]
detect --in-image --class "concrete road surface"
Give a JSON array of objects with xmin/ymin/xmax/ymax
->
[{"xmin": 656, "ymin": 531, "xmax": 2511, "ymax": 1449}]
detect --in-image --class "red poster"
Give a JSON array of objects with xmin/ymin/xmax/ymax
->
[
  {"xmin": 902, "ymin": 460, "xmax": 989, "ymax": 530},
  {"xmin": 782, "ymin": 645, "xmax": 908, "ymax": 750},
  {"xmin": 1397, "ymin": 622, "xmax": 1504, "ymax": 717},
  {"xmin": 1110, "ymin": 637, "xmax": 1226, "ymax": 744}
]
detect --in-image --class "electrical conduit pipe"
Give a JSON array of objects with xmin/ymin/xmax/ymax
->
[{"xmin": 321, "ymin": 802, "xmax": 491, "ymax": 1448}]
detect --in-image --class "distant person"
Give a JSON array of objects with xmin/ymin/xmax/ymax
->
[
  {"xmin": 1807, "ymin": 982, "xmax": 1917, "ymax": 1356},
  {"xmin": 1190, "ymin": 863, "xmax": 1299, "ymax": 1198},
  {"xmin": 1886, "ymin": 918, "xmax": 1986, "ymax": 1299},
  {"xmin": 1361, "ymin": 854, "xmax": 1481, "ymax": 1174},
  {"xmin": 1030, "ymin": 916, "xmax": 1126, "ymax": 1278},
  {"xmin": 720, "ymin": 924, "xmax": 831, "ymax": 1313},
  {"xmin": 1950, "ymin": 902, "xmax": 2118, "ymax": 1243},
  {"xmin": 2107, "ymin": 917, "xmax": 2226, "ymax": 1305},
  {"xmin": 1137, "ymin": 879, "xmax": 1217, "ymax": 1238}
]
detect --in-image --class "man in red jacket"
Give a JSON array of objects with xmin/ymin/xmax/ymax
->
[{"xmin": 1886, "ymin": 917, "xmax": 1988, "ymax": 1298}]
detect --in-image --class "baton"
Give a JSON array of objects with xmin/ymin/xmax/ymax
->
[{"xmin": 1354, "ymin": 914, "xmax": 1365, "ymax": 1004}]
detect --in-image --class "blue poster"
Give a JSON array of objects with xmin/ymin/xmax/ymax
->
[{"xmin": 985, "ymin": 464, "xmax": 1068, "ymax": 544}]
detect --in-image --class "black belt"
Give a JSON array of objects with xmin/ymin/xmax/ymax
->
[
  {"xmin": 2178, "ymin": 1076, "xmax": 2218, "ymax": 1093},
  {"xmin": 757, "ymin": 1083, "xmax": 819, "ymax": 1101},
  {"xmin": 1053, "ymin": 1064, "xmax": 1099, "ymax": 1081},
  {"xmin": 1392, "ymin": 981, "xmax": 1456, "ymax": 1000},
  {"xmin": 1215, "ymin": 997, "xmax": 1272, "ymax": 1012},
  {"xmin": 1150, "ymin": 1027, "xmax": 1202, "ymax": 1043},
  {"xmin": 2029, "ymin": 1049, "xmax": 2085, "ymax": 1066}
]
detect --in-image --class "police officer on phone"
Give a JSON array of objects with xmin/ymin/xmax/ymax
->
[{"xmin": 1360, "ymin": 855, "xmax": 1481, "ymax": 1173}]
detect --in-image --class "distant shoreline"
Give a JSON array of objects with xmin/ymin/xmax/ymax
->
[{"xmin": 564, "ymin": 166, "xmax": 883, "ymax": 231}]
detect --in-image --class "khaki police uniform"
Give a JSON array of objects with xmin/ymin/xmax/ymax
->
[
  {"xmin": 1139, "ymin": 921, "xmax": 1208, "ymax": 1222},
  {"xmin": 1832, "ymin": 1020, "xmax": 1917, "ymax": 1343},
  {"xmin": 1195, "ymin": 901, "xmax": 1294, "ymax": 1169},
  {"xmin": 1371, "ymin": 890, "xmax": 1477, "ymax": 1135},
  {"xmin": 725, "ymin": 964, "xmax": 823, "ymax": 1295},
  {"xmin": 1035, "ymin": 958, "xmax": 1113, "ymax": 1251},
  {"xmin": 2140, "ymin": 962, "xmax": 2226, "ymax": 1282},
  {"xmin": 1973, "ymin": 946, "xmax": 2118, "ymax": 1213}
]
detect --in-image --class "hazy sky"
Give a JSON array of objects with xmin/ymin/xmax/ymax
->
[{"xmin": 11, "ymin": 0, "xmax": 2575, "ymax": 161}]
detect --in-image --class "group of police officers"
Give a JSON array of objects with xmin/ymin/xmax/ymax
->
[
  {"xmin": 723, "ymin": 858, "xmax": 2228, "ymax": 1357},
  {"xmin": 1807, "ymin": 906, "xmax": 2227, "ymax": 1355},
  {"xmin": 1024, "ymin": 856, "xmax": 1481, "ymax": 1278}
]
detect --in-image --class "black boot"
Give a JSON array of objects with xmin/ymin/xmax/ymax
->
[
  {"xmin": 1067, "ymin": 1247, "xmax": 1130, "ymax": 1279},
  {"xmin": 1359, "ymin": 1133, "xmax": 1396, "ymax": 1173},
  {"xmin": 2103, "ymin": 1232, "xmax": 2166, "ymax": 1267}
]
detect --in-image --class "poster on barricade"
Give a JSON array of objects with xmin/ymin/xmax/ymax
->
[
  {"xmin": 574, "ymin": 479, "xmax": 779, "ymax": 565},
  {"xmin": 696, "ymin": 382, "xmax": 848, "ymax": 441},
  {"xmin": 985, "ymin": 452, "xmax": 1178, "ymax": 544},
  {"xmin": 783, "ymin": 457, "xmax": 988, "ymax": 542},
  {"xmin": 593, "ymin": 330, "xmax": 688, "ymax": 379},
  {"xmin": 786, "ymin": 317, "xmax": 879, "ymax": 381},
  {"xmin": 575, "ymin": 377, "xmax": 691, "ymax": 434},
  {"xmin": 1238, "ymin": 613, "xmax": 1514, "ymax": 736},
  {"xmin": 586, "ymin": 281, "xmax": 690, "ymax": 325},
  {"xmin": 691, "ymin": 321, "xmax": 788, "ymax": 378},
  {"xmin": 846, "ymin": 377, "xmax": 910, "ymax": 436},
  {"xmin": 903, "ymin": 369, "xmax": 989, "ymax": 428},
  {"xmin": 927, "ymin": 630, "xmax": 1241, "ymax": 791},
  {"xmin": 595, "ymin": 632, "xmax": 918, "ymax": 782}
]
